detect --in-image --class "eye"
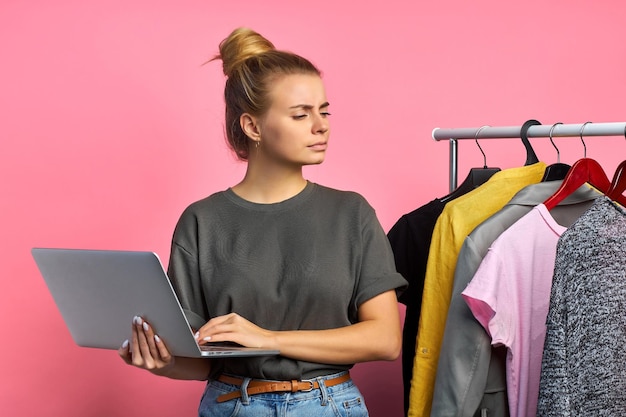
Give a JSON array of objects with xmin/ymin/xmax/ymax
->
[
  {"xmin": 320, "ymin": 111, "xmax": 332, "ymax": 117},
  {"xmin": 292, "ymin": 114, "xmax": 307, "ymax": 120}
]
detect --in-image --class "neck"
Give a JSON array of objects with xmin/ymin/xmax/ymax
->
[{"xmin": 232, "ymin": 164, "xmax": 308, "ymax": 204}]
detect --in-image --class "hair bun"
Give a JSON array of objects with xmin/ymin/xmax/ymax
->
[{"xmin": 216, "ymin": 27, "xmax": 275, "ymax": 77}]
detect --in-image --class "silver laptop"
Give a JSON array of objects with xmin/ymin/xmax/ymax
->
[{"xmin": 31, "ymin": 248, "xmax": 280, "ymax": 358}]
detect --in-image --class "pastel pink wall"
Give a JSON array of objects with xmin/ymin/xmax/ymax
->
[{"xmin": 2, "ymin": 1, "xmax": 626, "ymax": 416}]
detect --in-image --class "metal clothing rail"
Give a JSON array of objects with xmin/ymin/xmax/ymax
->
[{"xmin": 432, "ymin": 122, "xmax": 626, "ymax": 192}]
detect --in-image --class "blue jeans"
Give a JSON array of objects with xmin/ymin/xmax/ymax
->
[{"xmin": 198, "ymin": 371, "xmax": 369, "ymax": 417}]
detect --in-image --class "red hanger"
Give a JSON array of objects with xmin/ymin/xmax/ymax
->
[
  {"xmin": 608, "ymin": 160, "xmax": 626, "ymax": 204},
  {"xmin": 543, "ymin": 158, "xmax": 611, "ymax": 210}
]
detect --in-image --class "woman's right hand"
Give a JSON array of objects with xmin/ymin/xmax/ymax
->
[{"xmin": 118, "ymin": 316, "xmax": 175, "ymax": 376}]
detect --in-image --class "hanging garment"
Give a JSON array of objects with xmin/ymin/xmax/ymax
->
[
  {"xmin": 537, "ymin": 197, "xmax": 626, "ymax": 416},
  {"xmin": 431, "ymin": 182, "xmax": 599, "ymax": 417},
  {"xmin": 408, "ymin": 162, "xmax": 547, "ymax": 417},
  {"xmin": 388, "ymin": 198, "xmax": 447, "ymax": 416},
  {"xmin": 462, "ymin": 204, "xmax": 565, "ymax": 417}
]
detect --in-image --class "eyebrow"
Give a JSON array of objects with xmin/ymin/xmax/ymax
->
[{"xmin": 289, "ymin": 102, "xmax": 330, "ymax": 110}]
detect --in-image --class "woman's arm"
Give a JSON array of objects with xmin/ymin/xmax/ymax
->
[
  {"xmin": 118, "ymin": 316, "xmax": 212, "ymax": 381},
  {"xmin": 194, "ymin": 290, "xmax": 402, "ymax": 365}
]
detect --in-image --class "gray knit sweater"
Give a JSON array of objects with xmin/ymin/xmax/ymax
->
[{"xmin": 538, "ymin": 196, "xmax": 626, "ymax": 416}]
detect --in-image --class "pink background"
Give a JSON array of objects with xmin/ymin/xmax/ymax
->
[{"xmin": 2, "ymin": 1, "xmax": 625, "ymax": 416}]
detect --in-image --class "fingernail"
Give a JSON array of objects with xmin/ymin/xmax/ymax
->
[
  {"xmin": 154, "ymin": 334, "xmax": 161, "ymax": 343},
  {"xmin": 122, "ymin": 339, "xmax": 129, "ymax": 349},
  {"xmin": 203, "ymin": 336, "xmax": 212, "ymax": 341},
  {"xmin": 194, "ymin": 331, "xmax": 200, "ymax": 340},
  {"xmin": 133, "ymin": 316, "xmax": 142, "ymax": 325},
  {"xmin": 143, "ymin": 322, "xmax": 149, "ymax": 331}
]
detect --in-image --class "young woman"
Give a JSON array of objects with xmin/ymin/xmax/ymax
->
[{"xmin": 119, "ymin": 27, "xmax": 407, "ymax": 416}]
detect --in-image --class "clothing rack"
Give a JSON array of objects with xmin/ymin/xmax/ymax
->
[{"xmin": 432, "ymin": 122, "xmax": 626, "ymax": 192}]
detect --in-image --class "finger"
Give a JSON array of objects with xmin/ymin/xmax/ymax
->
[
  {"xmin": 135, "ymin": 317, "xmax": 158, "ymax": 368},
  {"xmin": 205, "ymin": 313, "xmax": 239, "ymax": 328},
  {"xmin": 118, "ymin": 339, "xmax": 131, "ymax": 364},
  {"xmin": 195, "ymin": 323, "xmax": 235, "ymax": 344},
  {"xmin": 195, "ymin": 313, "xmax": 240, "ymax": 342},
  {"xmin": 197, "ymin": 325, "xmax": 251, "ymax": 346},
  {"xmin": 131, "ymin": 316, "xmax": 150, "ymax": 366},
  {"xmin": 153, "ymin": 334, "xmax": 172, "ymax": 363},
  {"xmin": 140, "ymin": 320, "xmax": 158, "ymax": 354}
]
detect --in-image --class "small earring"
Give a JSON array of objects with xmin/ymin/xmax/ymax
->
[{"xmin": 255, "ymin": 140, "xmax": 260, "ymax": 149}]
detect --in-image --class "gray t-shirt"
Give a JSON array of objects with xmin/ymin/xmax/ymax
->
[{"xmin": 167, "ymin": 181, "xmax": 407, "ymax": 380}]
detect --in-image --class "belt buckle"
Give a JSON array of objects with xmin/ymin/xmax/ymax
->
[{"xmin": 300, "ymin": 380, "xmax": 315, "ymax": 392}]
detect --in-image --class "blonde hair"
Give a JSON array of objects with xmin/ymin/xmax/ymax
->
[{"xmin": 212, "ymin": 27, "xmax": 321, "ymax": 160}]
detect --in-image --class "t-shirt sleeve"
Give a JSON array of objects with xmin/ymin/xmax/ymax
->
[
  {"xmin": 462, "ymin": 248, "xmax": 511, "ymax": 346},
  {"xmin": 166, "ymin": 207, "xmax": 209, "ymax": 331},
  {"xmin": 352, "ymin": 199, "xmax": 408, "ymax": 310}
]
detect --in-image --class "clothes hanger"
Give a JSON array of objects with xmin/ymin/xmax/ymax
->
[
  {"xmin": 543, "ymin": 122, "xmax": 612, "ymax": 210},
  {"xmin": 608, "ymin": 160, "xmax": 626, "ymax": 202},
  {"xmin": 440, "ymin": 126, "xmax": 501, "ymax": 203},
  {"xmin": 520, "ymin": 119, "xmax": 541, "ymax": 165},
  {"xmin": 607, "ymin": 129, "xmax": 626, "ymax": 202},
  {"xmin": 540, "ymin": 122, "xmax": 571, "ymax": 181}
]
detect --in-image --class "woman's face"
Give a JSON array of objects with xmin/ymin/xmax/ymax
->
[{"xmin": 257, "ymin": 73, "xmax": 330, "ymax": 167}]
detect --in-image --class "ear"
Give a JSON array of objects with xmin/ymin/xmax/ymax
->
[{"xmin": 240, "ymin": 113, "xmax": 261, "ymax": 141}]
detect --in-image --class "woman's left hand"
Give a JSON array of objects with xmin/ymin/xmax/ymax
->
[
  {"xmin": 118, "ymin": 316, "xmax": 175, "ymax": 375},
  {"xmin": 193, "ymin": 313, "xmax": 276, "ymax": 349}
]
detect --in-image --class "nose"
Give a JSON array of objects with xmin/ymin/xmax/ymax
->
[{"xmin": 313, "ymin": 113, "xmax": 329, "ymax": 134}]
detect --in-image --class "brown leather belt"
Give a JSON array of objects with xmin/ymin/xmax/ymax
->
[{"xmin": 216, "ymin": 372, "xmax": 351, "ymax": 403}]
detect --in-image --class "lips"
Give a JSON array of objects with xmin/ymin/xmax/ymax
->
[{"xmin": 308, "ymin": 142, "xmax": 328, "ymax": 151}]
